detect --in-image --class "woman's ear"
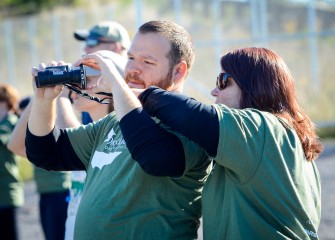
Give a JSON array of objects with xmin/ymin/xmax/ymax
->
[{"xmin": 172, "ymin": 61, "xmax": 188, "ymax": 84}]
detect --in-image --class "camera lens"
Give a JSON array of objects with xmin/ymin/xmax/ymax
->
[{"xmin": 35, "ymin": 65, "xmax": 86, "ymax": 89}]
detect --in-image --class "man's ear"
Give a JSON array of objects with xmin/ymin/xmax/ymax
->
[{"xmin": 172, "ymin": 61, "xmax": 188, "ymax": 84}]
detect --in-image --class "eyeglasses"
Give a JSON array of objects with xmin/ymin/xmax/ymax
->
[
  {"xmin": 216, "ymin": 72, "xmax": 231, "ymax": 90},
  {"xmin": 64, "ymin": 84, "xmax": 113, "ymax": 104},
  {"xmin": 85, "ymin": 39, "xmax": 116, "ymax": 48}
]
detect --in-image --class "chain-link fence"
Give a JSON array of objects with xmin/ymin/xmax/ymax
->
[{"xmin": 1, "ymin": 0, "xmax": 335, "ymax": 120}]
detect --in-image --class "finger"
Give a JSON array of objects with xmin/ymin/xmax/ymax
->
[
  {"xmin": 74, "ymin": 57, "xmax": 101, "ymax": 71},
  {"xmin": 38, "ymin": 63, "xmax": 47, "ymax": 71},
  {"xmin": 73, "ymin": 59, "xmax": 83, "ymax": 67},
  {"xmin": 31, "ymin": 67, "xmax": 39, "ymax": 77},
  {"xmin": 48, "ymin": 61, "xmax": 58, "ymax": 67},
  {"xmin": 53, "ymin": 84, "xmax": 64, "ymax": 96},
  {"xmin": 82, "ymin": 53, "xmax": 103, "ymax": 66},
  {"xmin": 57, "ymin": 61, "xmax": 67, "ymax": 66}
]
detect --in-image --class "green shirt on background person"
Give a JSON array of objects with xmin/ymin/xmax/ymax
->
[
  {"xmin": 0, "ymin": 113, "xmax": 24, "ymax": 208},
  {"xmin": 33, "ymin": 167, "xmax": 70, "ymax": 194}
]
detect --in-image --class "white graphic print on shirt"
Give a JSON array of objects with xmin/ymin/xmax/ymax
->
[{"xmin": 91, "ymin": 128, "xmax": 126, "ymax": 169}]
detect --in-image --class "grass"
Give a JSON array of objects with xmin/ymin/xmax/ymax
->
[{"xmin": 18, "ymin": 157, "xmax": 34, "ymax": 181}]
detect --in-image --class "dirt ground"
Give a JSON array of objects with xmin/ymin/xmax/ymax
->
[{"xmin": 18, "ymin": 141, "xmax": 335, "ymax": 240}]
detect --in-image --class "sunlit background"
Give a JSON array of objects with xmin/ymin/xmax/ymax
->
[
  {"xmin": 1, "ymin": 1, "xmax": 335, "ymax": 239},
  {"xmin": 1, "ymin": 0, "xmax": 335, "ymax": 123}
]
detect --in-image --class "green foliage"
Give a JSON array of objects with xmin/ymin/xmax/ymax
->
[
  {"xmin": 0, "ymin": 0, "xmax": 131, "ymax": 17},
  {"xmin": 0, "ymin": 0, "xmax": 69, "ymax": 16},
  {"xmin": 318, "ymin": 126, "xmax": 335, "ymax": 140}
]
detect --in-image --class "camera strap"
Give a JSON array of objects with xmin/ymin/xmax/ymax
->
[{"xmin": 64, "ymin": 84, "xmax": 113, "ymax": 104}]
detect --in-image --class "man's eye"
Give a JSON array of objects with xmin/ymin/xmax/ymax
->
[{"xmin": 144, "ymin": 61, "xmax": 154, "ymax": 65}]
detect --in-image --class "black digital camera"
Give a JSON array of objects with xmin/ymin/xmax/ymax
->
[{"xmin": 35, "ymin": 64, "xmax": 87, "ymax": 89}]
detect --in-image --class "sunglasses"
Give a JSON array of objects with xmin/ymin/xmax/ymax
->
[
  {"xmin": 216, "ymin": 72, "xmax": 231, "ymax": 90},
  {"xmin": 86, "ymin": 39, "xmax": 115, "ymax": 48}
]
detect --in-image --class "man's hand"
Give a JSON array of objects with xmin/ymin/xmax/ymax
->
[
  {"xmin": 73, "ymin": 51, "xmax": 123, "ymax": 95},
  {"xmin": 28, "ymin": 61, "xmax": 69, "ymax": 136},
  {"xmin": 31, "ymin": 61, "xmax": 66, "ymax": 101}
]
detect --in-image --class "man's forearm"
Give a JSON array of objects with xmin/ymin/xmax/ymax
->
[
  {"xmin": 112, "ymin": 79, "xmax": 142, "ymax": 120},
  {"xmin": 28, "ymin": 97, "xmax": 57, "ymax": 136}
]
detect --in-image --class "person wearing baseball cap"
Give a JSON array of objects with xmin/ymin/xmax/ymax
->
[{"xmin": 74, "ymin": 21, "xmax": 131, "ymax": 56}]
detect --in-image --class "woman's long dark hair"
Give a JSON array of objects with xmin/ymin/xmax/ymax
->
[{"xmin": 220, "ymin": 47, "xmax": 322, "ymax": 161}]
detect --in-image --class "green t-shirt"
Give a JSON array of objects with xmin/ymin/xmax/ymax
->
[
  {"xmin": 0, "ymin": 113, "xmax": 24, "ymax": 207},
  {"xmin": 33, "ymin": 166, "xmax": 71, "ymax": 194},
  {"xmin": 201, "ymin": 105, "xmax": 321, "ymax": 240},
  {"xmin": 66, "ymin": 112, "xmax": 211, "ymax": 240}
]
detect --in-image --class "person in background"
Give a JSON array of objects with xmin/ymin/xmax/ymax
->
[
  {"xmin": 9, "ymin": 95, "xmax": 71, "ymax": 240},
  {"xmin": 62, "ymin": 53, "xmax": 125, "ymax": 240},
  {"xmin": 74, "ymin": 21, "xmax": 130, "ymax": 56},
  {"xmin": 8, "ymin": 52, "xmax": 126, "ymax": 240},
  {"xmin": 73, "ymin": 21, "xmax": 131, "ymax": 123},
  {"xmin": 66, "ymin": 21, "xmax": 130, "ymax": 240},
  {"xmin": 97, "ymin": 46, "xmax": 323, "ymax": 239},
  {"xmin": 0, "ymin": 84, "xmax": 23, "ymax": 240},
  {"xmin": 26, "ymin": 20, "xmax": 211, "ymax": 239}
]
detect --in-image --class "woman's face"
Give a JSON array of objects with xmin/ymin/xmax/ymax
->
[
  {"xmin": 70, "ymin": 76, "xmax": 101, "ymax": 112},
  {"xmin": 211, "ymin": 71, "xmax": 242, "ymax": 108}
]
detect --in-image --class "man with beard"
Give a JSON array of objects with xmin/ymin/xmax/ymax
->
[{"xmin": 25, "ymin": 20, "xmax": 211, "ymax": 239}]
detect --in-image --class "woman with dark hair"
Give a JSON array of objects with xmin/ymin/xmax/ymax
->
[{"xmin": 81, "ymin": 47, "xmax": 323, "ymax": 239}]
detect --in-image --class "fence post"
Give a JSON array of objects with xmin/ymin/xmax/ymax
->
[
  {"xmin": 259, "ymin": 0, "xmax": 269, "ymax": 47},
  {"xmin": 250, "ymin": 0, "xmax": 261, "ymax": 43},
  {"xmin": 29, "ymin": 16, "xmax": 38, "ymax": 67},
  {"xmin": 308, "ymin": 0, "xmax": 320, "ymax": 90},
  {"xmin": 212, "ymin": 0, "xmax": 223, "ymax": 72},
  {"xmin": 52, "ymin": 14, "xmax": 63, "ymax": 60},
  {"xmin": 133, "ymin": 0, "xmax": 143, "ymax": 28},
  {"xmin": 4, "ymin": 20, "xmax": 16, "ymax": 85},
  {"xmin": 173, "ymin": 0, "xmax": 183, "ymax": 24}
]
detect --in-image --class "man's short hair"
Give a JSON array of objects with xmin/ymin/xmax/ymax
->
[{"xmin": 139, "ymin": 21, "xmax": 195, "ymax": 75}]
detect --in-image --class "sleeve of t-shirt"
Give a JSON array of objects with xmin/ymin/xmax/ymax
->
[
  {"xmin": 120, "ymin": 108, "xmax": 185, "ymax": 177},
  {"xmin": 213, "ymin": 105, "xmax": 266, "ymax": 182},
  {"xmin": 25, "ymin": 126, "xmax": 85, "ymax": 171},
  {"xmin": 139, "ymin": 86, "xmax": 219, "ymax": 157},
  {"xmin": 65, "ymin": 113, "xmax": 117, "ymax": 169}
]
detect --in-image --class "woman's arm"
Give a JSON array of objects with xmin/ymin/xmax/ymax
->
[
  {"xmin": 120, "ymin": 108, "xmax": 185, "ymax": 177},
  {"xmin": 139, "ymin": 86, "xmax": 219, "ymax": 157}
]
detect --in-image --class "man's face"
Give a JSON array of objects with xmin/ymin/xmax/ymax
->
[{"xmin": 124, "ymin": 32, "xmax": 174, "ymax": 90}]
